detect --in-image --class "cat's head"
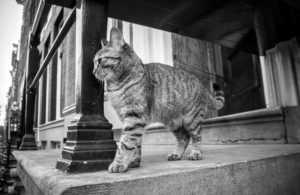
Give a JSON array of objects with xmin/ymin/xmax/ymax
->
[{"xmin": 93, "ymin": 28, "xmax": 141, "ymax": 82}]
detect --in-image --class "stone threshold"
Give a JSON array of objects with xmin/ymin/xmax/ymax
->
[
  {"xmin": 203, "ymin": 107, "xmax": 282, "ymax": 124},
  {"xmin": 13, "ymin": 144, "xmax": 300, "ymax": 195},
  {"xmin": 144, "ymin": 106, "xmax": 300, "ymax": 145},
  {"xmin": 200, "ymin": 107, "xmax": 285, "ymax": 144}
]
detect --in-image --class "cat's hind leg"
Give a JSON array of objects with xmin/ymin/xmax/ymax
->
[
  {"xmin": 188, "ymin": 132, "xmax": 202, "ymax": 160},
  {"xmin": 167, "ymin": 127, "xmax": 190, "ymax": 161},
  {"xmin": 185, "ymin": 109, "xmax": 205, "ymax": 160}
]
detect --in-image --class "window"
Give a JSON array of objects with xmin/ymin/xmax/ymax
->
[
  {"xmin": 41, "ymin": 141, "xmax": 47, "ymax": 150},
  {"xmin": 107, "ymin": 18, "xmax": 173, "ymax": 66},
  {"xmin": 39, "ymin": 11, "xmax": 64, "ymax": 124},
  {"xmin": 104, "ymin": 19, "xmax": 173, "ymax": 129},
  {"xmin": 34, "ymin": 90, "xmax": 38, "ymax": 127},
  {"xmin": 50, "ymin": 141, "xmax": 60, "ymax": 149},
  {"xmin": 40, "ymin": 37, "xmax": 50, "ymax": 125},
  {"xmin": 55, "ymin": 13, "xmax": 64, "ymax": 119},
  {"xmin": 49, "ymin": 13, "xmax": 63, "ymax": 121}
]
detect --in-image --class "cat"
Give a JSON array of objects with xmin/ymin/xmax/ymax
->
[{"xmin": 93, "ymin": 28, "xmax": 224, "ymax": 173}]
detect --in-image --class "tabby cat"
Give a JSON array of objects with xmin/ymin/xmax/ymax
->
[{"xmin": 93, "ymin": 28, "xmax": 224, "ymax": 173}]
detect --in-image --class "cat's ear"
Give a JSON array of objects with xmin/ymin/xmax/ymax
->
[
  {"xmin": 101, "ymin": 39, "xmax": 108, "ymax": 48},
  {"xmin": 110, "ymin": 27, "xmax": 125, "ymax": 48}
]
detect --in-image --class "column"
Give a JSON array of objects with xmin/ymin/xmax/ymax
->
[
  {"xmin": 56, "ymin": 0, "xmax": 117, "ymax": 173},
  {"xmin": 17, "ymin": 81, "xmax": 26, "ymax": 149},
  {"xmin": 19, "ymin": 35, "xmax": 40, "ymax": 150}
]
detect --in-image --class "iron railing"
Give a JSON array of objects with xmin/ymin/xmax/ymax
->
[
  {"xmin": 19, "ymin": 0, "xmax": 76, "ymax": 151},
  {"xmin": 29, "ymin": 7, "xmax": 76, "ymax": 89}
]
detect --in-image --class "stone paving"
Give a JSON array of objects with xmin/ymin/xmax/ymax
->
[{"xmin": 13, "ymin": 144, "xmax": 300, "ymax": 195}]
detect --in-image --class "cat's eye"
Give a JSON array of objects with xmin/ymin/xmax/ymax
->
[
  {"xmin": 104, "ymin": 56, "xmax": 121, "ymax": 61},
  {"xmin": 102, "ymin": 64, "xmax": 111, "ymax": 68},
  {"xmin": 98, "ymin": 58, "xmax": 102, "ymax": 65}
]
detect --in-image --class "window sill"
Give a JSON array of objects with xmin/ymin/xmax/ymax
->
[{"xmin": 38, "ymin": 118, "xmax": 64, "ymax": 131}]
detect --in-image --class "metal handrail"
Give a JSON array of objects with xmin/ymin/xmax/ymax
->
[
  {"xmin": 32, "ymin": 0, "xmax": 52, "ymax": 37},
  {"xmin": 29, "ymin": 7, "xmax": 76, "ymax": 90}
]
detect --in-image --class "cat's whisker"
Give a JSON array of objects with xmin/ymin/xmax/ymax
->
[{"xmin": 97, "ymin": 80, "xmax": 103, "ymax": 98}]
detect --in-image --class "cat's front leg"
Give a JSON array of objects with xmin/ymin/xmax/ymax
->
[
  {"xmin": 108, "ymin": 122, "xmax": 145, "ymax": 173},
  {"xmin": 128, "ymin": 144, "xmax": 142, "ymax": 168}
]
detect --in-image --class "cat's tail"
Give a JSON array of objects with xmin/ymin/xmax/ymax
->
[{"xmin": 209, "ymin": 83, "xmax": 225, "ymax": 110}]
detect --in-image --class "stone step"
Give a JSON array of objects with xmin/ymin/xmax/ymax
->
[
  {"xmin": 13, "ymin": 144, "xmax": 300, "ymax": 195},
  {"xmin": 142, "ymin": 107, "xmax": 288, "ymax": 145}
]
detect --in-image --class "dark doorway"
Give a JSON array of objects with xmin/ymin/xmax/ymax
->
[{"xmin": 219, "ymin": 47, "xmax": 266, "ymax": 116}]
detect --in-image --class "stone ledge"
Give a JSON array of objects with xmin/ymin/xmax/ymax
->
[
  {"xmin": 13, "ymin": 145, "xmax": 300, "ymax": 195},
  {"xmin": 201, "ymin": 107, "xmax": 285, "ymax": 144},
  {"xmin": 203, "ymin": 107, "xmax": 282, "ymax": 124},
  {"xmin": 144, "ymin": 107, "xmax": 286, "ymax": 145},
  {"xmin": 284, "ymin": 106, "xmax": 300, "ymax": 143}
]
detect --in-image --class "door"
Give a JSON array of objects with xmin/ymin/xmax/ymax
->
[{"xmin": 219, "ymin": 47, "xmax": 266, "ymax": 116}]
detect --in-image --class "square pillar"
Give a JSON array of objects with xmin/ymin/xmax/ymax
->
[
  {"xmin": 19, "ymin": 35, "xmax": 39, "ymax": 150},
  {"xmin": 56, "ymin": 0, "xmax": 117, "ymax": 173}
]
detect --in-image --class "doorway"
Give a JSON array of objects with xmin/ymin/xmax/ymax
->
[{"xmin": 219, "ymin": 47, "xmax": 266, "ymax": 116}]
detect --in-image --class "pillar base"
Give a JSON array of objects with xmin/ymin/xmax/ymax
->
[
  {"xmin": 56, "ymin": 156, "xmax": 114, "ymax": 173},
  {"xmin": 56, "ymin": 121, "xmax": 117, "ymax": 173},
  {"xmin": 19, "ymin": 134, "xmax": 37, "ymax": 150}
]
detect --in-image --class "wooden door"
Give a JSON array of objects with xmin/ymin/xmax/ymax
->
[{"xmin": 219, "ymin": 47, "xmax": 266, "ymax": 116}]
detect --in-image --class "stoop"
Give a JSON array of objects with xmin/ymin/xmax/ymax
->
[
  {"xmin": 143, "ymin": 107, "xmax": 287, "ymax": 145},
  {"xmin": 13, "ymin": 144, "xmax": 300, "ymax": 195}
]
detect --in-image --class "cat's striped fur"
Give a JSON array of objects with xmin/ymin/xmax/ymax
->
[{"xmin": 93, "ymin": 28, "xmax": 224, "ymax": 173}]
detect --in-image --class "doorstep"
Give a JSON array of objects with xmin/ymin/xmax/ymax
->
[
  {"xmin": 13, "ymin": 144, "xmax": 300, "ymax": 195},
  {"xmin": 144, "ymin": 107, "xmax": 286, "ymax": 145}
]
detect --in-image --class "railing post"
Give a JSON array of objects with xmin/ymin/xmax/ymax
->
[
  {"xmin": 18, "ymin": 81, "xmax": 26, "ymax": 149},
  {"xmin": 19, "ymin": 35, "xmax": 40, "ymax": 150},
  {"xmin": 5, "ymin": 140, "xmax": 11, "ymax": 169},
  {"xmin": 56, "ymin": 0, "xmax": 117, "ymax": 173}
]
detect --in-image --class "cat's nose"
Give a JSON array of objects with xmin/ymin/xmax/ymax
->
[{"xmin": 93, "ymin": 67, "xmax": 97, "ymax": 74}]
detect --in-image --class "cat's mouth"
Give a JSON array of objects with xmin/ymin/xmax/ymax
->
[
  {"xmin": 94, "ymin": 70, "xmax": 114, "ymax": 81},
  {"xmin": 95, "ymin": 72, "xmax": 107, "ymax": 81}
]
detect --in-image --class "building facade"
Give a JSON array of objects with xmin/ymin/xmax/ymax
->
[
  {"xmin": 6, "ymin": 0, "xmax": 300, "ymax": 193},
  {"xmin": 10, "ymin": 0, "xmax": 300, "ymax": 150},
  {"xmin": 13, "ymin": 0, "xmax": 233, "ymax": 149}
]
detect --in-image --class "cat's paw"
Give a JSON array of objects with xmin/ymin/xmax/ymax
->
[
  {"xmin": 188, "ymin": 151, "xmax": 203, "ymax": 160},
  {"xmin": 128, "ymin": 159, "xmax": 141, "ymax": 168},
  {"xmin": 108, "ymin": 161, "xmax": 128, "ymax": 173},
  {"xmin": 167, "ymin": 153, "xmax": 181, "ymax": 161}
]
